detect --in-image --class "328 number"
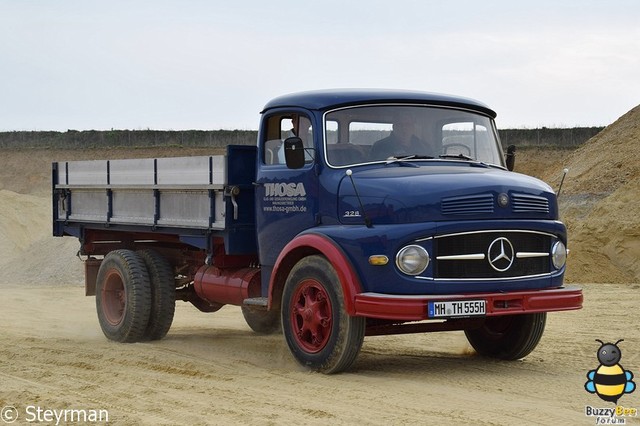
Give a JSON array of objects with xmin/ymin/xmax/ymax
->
[{"xmin": 343, "ymin": 210, "xmax": 361, "ymax": 217}]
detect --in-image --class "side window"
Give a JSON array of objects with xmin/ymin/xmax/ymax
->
[{"xmin": 263, "ymin": 113, "xmax": 314, "ymax": 166}]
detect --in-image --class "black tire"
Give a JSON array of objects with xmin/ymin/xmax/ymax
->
[
  {"xmin": 137, "ymin": 249, "xmax": 176, "ymax": 341},
  {"xmin": 95, "ymin": 250, "xmax": 151, "ymax": 343},
  {"xmin": 464, "ymin": 313, "xmax": 547, "ymax": 360},
  {"xmin": 281, "ymin": 255, "xmax": 365, "ymax": 374},
  {"xmin": 241, "ymin": 307, "xmax": 281, "ymax": 334}
]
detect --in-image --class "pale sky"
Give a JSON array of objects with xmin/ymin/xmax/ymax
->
[{"xmin": 1, "ymin": 1, "xmax": 639, "ymax": 131}]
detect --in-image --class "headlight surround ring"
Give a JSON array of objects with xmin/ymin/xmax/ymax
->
[
  {"xmin": 551, "ymin": 240, "xmax": 567, "ymax": 270},
  {"xmin": 395, "ymin": 245, "xmax": 430, "ymax": 276}
]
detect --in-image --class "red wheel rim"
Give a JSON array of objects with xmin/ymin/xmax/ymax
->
[
  {"xmin": 101, "ymin": 269, "xmax": 126, "ymax": 326},
  {"xmin": 290, "ymin": 279, "xmax": 332, "ymax": 353}
]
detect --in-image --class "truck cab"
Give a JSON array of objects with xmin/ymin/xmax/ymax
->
[
  {"xmin": 248, "ymin": 90, "xmax": 581, "ymax": 372},
  {"xmin": 53, "ymin": 89, "xmax": 582, "ymax": 374}
]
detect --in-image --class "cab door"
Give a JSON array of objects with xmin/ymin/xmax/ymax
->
[{"xmin": 255, "ymin": 109, "xmax": 319, "ymax": 291}]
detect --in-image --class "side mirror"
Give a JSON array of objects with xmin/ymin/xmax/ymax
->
[
  {"xmin": 284, "ymin": 137, "xmax": 305, "ymax": 169},
  {"xmin": 505, "ymin": 144, "xmax": 516, "ymax": 171}
]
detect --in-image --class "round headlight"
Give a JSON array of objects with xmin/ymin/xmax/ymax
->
[
  {"xmin": 396, "ymin": 245, "xmax": 430, "ymax": 275},
  {"xmin": 551, "ymin": 241, "xmax": 567, "ymax": 270}
]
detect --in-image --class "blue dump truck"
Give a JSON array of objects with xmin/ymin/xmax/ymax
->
[{"xmin": 53, "ymin": 89, "xmax": 583, "ymax": 373}]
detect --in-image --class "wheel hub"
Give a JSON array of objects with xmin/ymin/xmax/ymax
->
[
  {"xmin": 102, "ymin": 270, "xmax": 126, "ymax": 326},
  {"xmin": 290, "ymin": 279, "xmax": 332, "ymax": 353}
]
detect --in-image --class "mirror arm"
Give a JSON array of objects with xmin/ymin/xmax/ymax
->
[{"xmin": 505, "ymin": 144, "xmax": 516, "ymax": 171}]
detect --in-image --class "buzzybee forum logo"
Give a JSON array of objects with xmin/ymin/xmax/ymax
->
[
  {"xmin": 584, "ymin": 339, "xmax": 637, "ymax": 424},
  {"xmin": 585, "ymin": 339, "xmax": 636, "ymax": 403}
]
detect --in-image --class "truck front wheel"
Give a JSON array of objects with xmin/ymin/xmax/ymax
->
[
  {"xmin": 95, "ymin": 250, "xmax": 152, "ymax": 343},
  {"xmin": 464, "ymin": 313, "xmax": 546, "ymax": 360},
  {"xmin": 281, "ymin": 255, "xmax": 365, "ymax": 374}
]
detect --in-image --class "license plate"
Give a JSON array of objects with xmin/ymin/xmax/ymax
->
[{"xmin": 428, "ymin": 300, "xmax": 486, "ymax": 318}]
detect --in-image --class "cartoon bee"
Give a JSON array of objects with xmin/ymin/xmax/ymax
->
[{"xmin": 585, "ymin": 339, "xmax": 636, "ymax": 403}]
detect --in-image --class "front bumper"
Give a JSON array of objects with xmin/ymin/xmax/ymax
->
[{"xmin": 354, "ymin": 285, "xmax": 583, "ymax": 320}]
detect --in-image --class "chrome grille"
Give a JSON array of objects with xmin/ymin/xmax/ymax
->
[
  {"xmin": 512, "ymin": 193, "xmax": 550, "ymax": 214},
  {"xmin": 441, "ymin": 194, "xmax": 494, "ymax": 215},
  {"xmin": 434, "ymin": 230, "xmax": 552, "ymax": 280}
]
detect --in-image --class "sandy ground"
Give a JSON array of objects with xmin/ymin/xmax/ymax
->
[{"xmin": 1, "ymin": 283, "xmax": 639, "ymax": 425}]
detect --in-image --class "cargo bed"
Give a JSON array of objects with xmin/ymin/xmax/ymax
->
[{"xmin": 52, "ymin": 145, "xmax": 257, "ymax": 253}]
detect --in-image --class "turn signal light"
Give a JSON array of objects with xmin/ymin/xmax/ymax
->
[{"xmin": 368, "ymin": 255, "xmax": 389, "ymax": 266}]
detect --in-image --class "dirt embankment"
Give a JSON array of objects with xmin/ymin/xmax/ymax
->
[{"xmin": 517, "ymin": 105, "xmax": 640, "ymax": 283}]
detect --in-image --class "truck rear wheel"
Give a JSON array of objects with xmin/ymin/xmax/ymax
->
[
  {"xmin": 464, "ymin": 312, "xmax": 546, "ymax": 360},
  {"xmin": 241, "ymin": 307, "xmax": 281, "ymax": 334},
  {"xmin": 281, "ymin": 255, "xmax": 365, "ymax": 374},
  {"xmin": 137, "ymin": 249, "xmax": 176, "ymax": 340},
  {"xmin": 96, "ymin": 250, "xmax": 151, "ymax": 343}
]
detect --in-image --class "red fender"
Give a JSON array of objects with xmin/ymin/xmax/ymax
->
[{"xmin": 268, "ymin": 233, "xmax": 363, "ymax": 315}]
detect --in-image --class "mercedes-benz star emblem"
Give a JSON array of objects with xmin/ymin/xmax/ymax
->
[
  {"xmin": 487, "ymin": 237, "xmax": 515, "ymax": 272},
  {"xmin": 498, "ymin": 193, "xmax": 509, "ymax": 208}
]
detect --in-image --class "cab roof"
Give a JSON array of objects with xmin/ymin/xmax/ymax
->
[{"xmin": 262, "ymin": 89, "xmax": 497, "ymax": 118}]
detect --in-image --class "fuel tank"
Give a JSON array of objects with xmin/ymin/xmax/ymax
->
[{"xmin": 193, "ymin": 265, "xmax": 261, "ymax": 306}]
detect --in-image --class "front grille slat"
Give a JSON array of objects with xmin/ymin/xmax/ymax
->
[
  {"xmin": 441, "ymin": 194, "xmax": 494, "ymax": 215},
  {"xmin": 434, "ymin": 230, "xmax": 552, "ymax": 279},
  {"xmin": 512, "ymin": 193, "xmax": 549, "ymax": 214}
]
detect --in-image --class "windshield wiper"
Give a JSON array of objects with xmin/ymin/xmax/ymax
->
[
  {"xmin": 438, "ymin": 154, "xmax": 496, "ymax": 169},
  {"xmin": 439, "ymin": 153, "xmax": 475, "ymax": 161},
  {"xmin": 385, "ymin": 155, "xmax": 434, "ymax": 165}
]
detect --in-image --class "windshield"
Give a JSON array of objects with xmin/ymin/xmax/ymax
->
[{"xmin": 324, "ymin": 105, "xmax": 504, "ymax": 168}]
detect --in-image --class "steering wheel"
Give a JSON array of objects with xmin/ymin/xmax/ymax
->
[{"xmin": 443, "ymin": 143, "xmax": 472, "ymax": 157}]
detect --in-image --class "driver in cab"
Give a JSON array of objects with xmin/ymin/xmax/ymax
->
[{"xmin": 370, "ymin": 115, "xmax": 436, "ymax": 160}]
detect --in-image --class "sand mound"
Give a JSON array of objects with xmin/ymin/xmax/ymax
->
[
  {"xmin": 0, "ymin": 189, "xmax": 83, "ymax": 285},
  {"xmin": 543, "ymin": 105, "xmax": 640, "ymax": 195},
  {"xmin": 522, "ymin": 105, "xmax": 640, "ymax": 283},
  {"xmin": 0, "ymin": 190, "xmax": 48, "ymax": 256}
]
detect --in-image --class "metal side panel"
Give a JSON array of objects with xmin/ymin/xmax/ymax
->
[
  {"xmin": 54, "ymin": 155, "xmax": 230, "ymax": 230},
  {"xmin": 67, "ymin": 189, "xmax": 108, "ymax": 222},
  {"xmin": 110, "ymin": 158, "xmax": 155, "ymax": 185},
  {"xmin": 157, "ymin": 189, "xmax": 225, "ymax": 229},
  {"xmin": 56, "ymin": 162, "xmax": 67, "ymax": 185},
  {"xmin": 213, "ymin": 190, "xmax": 225, "ymax": 226},
  {"xmin": 111, "ymin": 189, "xmax": 155, "ymax": 224},
  {"xmin": 211, "ymin": 155, "xmax": 226, "ymax": 186},
  {"xmin": 67, "ymin": 160, "xmax": 108, "ymax": 185},
  {"xmin": 156, "ymin": 156, "xmax": 227, "ymax": 186}
]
